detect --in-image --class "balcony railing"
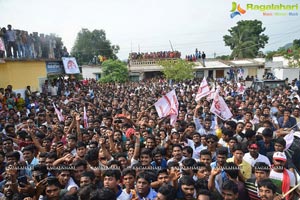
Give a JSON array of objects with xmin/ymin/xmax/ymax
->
[{"xmin": 129, "ymin": 58, "xmax": 179, "ymax": 67}]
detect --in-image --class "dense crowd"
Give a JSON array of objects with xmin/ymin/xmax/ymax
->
[
  {"xmin": 0, "ymin": 24, "xmax": 69, "ymax": 59},
  {"xmin": 1, "ymin": 77, "xmax": 300, "ymax": 200},
  {"xmin": 129, "ymin": 51, "xmax": 181, "ymax": 60}
]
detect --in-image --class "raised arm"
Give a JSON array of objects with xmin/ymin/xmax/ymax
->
[
  {"xmin": 99, "ymin": 137, "xmax": 112, "ymax": 160},
  {"xmin": 106, "ymin": 129, "xmax": 116, "ymax": 153},
  {"xmin": 75, "ymin": 114, "xmax": 82, "ymax": 141},
  {"xmin": 132, "ymin": 131, "xmax": 141, "ymax": 160},
  {"xmin": 28, "ymin": 128, "xmax": 46, "ymax": 153}
]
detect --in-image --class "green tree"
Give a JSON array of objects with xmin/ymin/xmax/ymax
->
[
  {"xmin": 159, "ymin": 59, "xmax": 195, "ymax": 81},
  {"xmin": 71, "ymin": 28, "xmax": 119, "ymax": 65},
  {"xmin": 223, "ymin": 20, "xmax": 269, "ymax": 59},
  {"xmin": 284, "ymin": 39, "xmax": 300, "ymax": 67},
  {"xmin": 99, "ymin": 59, "xmax": 128, "ymax": 83}
]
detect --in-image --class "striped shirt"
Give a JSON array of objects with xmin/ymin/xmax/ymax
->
[{"xmin": 245, "ymin": 178, "xmax": 260, "ymax": 200}]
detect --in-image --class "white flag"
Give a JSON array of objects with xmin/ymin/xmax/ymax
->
[
  {"xmin": 210, "ymin": 91, "xmax": 233, "ymax": 121},
  {"xmin": 207, "ymin": 86, "xmax": 216, "ymax": 101},
  {"xmin": 284, "ymin": 130, "xmax": 295, "ymax": 150},
  {"xmin": 195, "ymin": 77, "xmax": 210, "ymax": 102},
  {"xmin": 155, "ymin": 90, "xmax": 179, "ymax": 125},
  {"xmin": 237, "ymin": 82, "xmax": 246, "ymax": 95}
]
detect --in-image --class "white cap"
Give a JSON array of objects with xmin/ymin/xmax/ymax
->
[
  {"xmin": 257, "ymin": 127, "xmax": 265, "ymax": 134},
  {"xmin": 273, "ymin": 152, "xmax": 287, "ymax": 162}
]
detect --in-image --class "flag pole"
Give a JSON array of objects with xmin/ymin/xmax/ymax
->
[
  {"xmin": 282, "ymin": 182, "xmax": 300, "ymax": 198},
  {"xmin": 145, "ymin": 104, "xmax": 154, "ymax": 111},
  {"xmin": 289, "ymin": 121, "xmax": 300, "ymax": 130}
]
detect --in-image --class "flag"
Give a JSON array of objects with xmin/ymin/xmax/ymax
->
[
  {"xmin": 154, "ymin": 89, "xmax": 179, "ymax": 125},
  {"xmin": 284, "ymin": 130, "xmax": 295, "ymax": 150},
  {"xmin": 210, "ymin": 91, "xmax": 233, "ymax": 121},
  {"xmin": 53, "ymin": 103, "xmax": 64, "ymax": 122},
  {"xmin": 83, "ymin": 106, "xmax": 88, "ymax": 128},
  {"xmin": 195, "ymin": 77, "xmax": 210, "ymax": 102},
  {"xmin": 237, "ymin": 82, "xmax": 246, "ymax": 95},
  {"xmin": 207, "ymin": 86, "xmax": 216, "ymax": 101}
]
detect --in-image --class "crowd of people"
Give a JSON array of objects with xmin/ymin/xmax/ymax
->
[
  {"xmin": 1, "ymin": 76, "xmax": 300, "ymax": 200},
  {"xmin": 129, "ymin": 51, "xmax": 181, "ymax": 60},
  {"xmin": 185, "ymin": 49, "xmax": 206, "ymax": 66},
  {"xmin": 0, "ymin": 24, "xmax": 69, "ymax": 59}
]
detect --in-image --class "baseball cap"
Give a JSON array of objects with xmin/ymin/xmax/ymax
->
[
  {"xmin": 125, "ymin": 128, "xmax": 135, "ymax": 138},
  {"xmin": 273, "ymin": 152, "xmax": 287, "ymax": 162},
  {"xmin": 249, "ymin": 143, "xmax": 259, "ymax": 149}
]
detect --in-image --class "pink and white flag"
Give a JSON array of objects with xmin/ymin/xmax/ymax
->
[
  {"xmin": 155, "ymin": 89, "xmax": 179, "ymax": 125},
  {"xmin": 83, "ymin": 106, "xmax": 88, "ymax": 128},
  {"xmin": 195, "ymin": 77, "xmax": 210, "ymax": 102},
  {"xmin": 237, "ymin": 82, "xmax": 246, "ymax": 95},
  {"xmin": 207, "ymin": 86, "xmax": 216, "ymax": 101},
  {"xmin": 210, "ymin": 91, "xmax": 233, "ymax": 121},
  {"xmin": 53, "ymin": 103, "xmax": 64, "ymax": 122}
]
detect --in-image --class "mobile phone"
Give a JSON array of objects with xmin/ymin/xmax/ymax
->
[
  {"xmin": 18, "ymin": 175, "xmax": 28, "ymax": 186},
  {"xmin": 36, "ymin": 174, "xmax": 44, "ymax": 182},
  {"xmin": 57, "ymin": 142, "xmax": 63, "ymax": 146}
]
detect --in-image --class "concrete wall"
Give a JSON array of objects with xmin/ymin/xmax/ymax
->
[
  {"xmin": 0, "ymin": 60, "xmax": 46, "ymax": 92},
  {"xmin": 273, "ymin": 68, "xmax": 300, "ymax": 81},
  {"xmin": 81, "ymin": 66, "xmax": 102, "ymax": 80}
]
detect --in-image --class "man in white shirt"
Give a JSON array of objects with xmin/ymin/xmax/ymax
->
[
  {"xmin": 57, "ymin": 167, "xmax": 78, "ymax": 195},
  {"xmin": 187, "ymin": 132, "xmax": 206, "ymax": 160},
  {"xmin": 269, "ymin": 152, "xmax": 296, "ymax": 199},
  {"xmin": 167, "ymin": 144, "xmax": 186, "ymax": 165},
  {"xmin": 243, "ymin": 142, "xmax": 270, "ymax": 168}
]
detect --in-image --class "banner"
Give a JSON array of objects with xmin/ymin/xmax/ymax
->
[
  {"xmin": 195, "ymin": 77, "xmax": 210, "ymax": 101},
  {"xmin": 210, "ymin": 91, "xmax": 233, "ymax": 121},
  {"xmin": 154, "ymin": 89, "xmax": 179, "ymax": 125},
  {"xmin": 62, "ymin": 57, "xmax": 80, "ymax": 74},
  {"xmin": 46, "ymin": 61, "xmax": 64, "ymax": 75}
]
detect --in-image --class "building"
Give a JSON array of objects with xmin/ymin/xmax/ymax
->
[
  {"xmin": 0, "ymin": 59, "xmax": 47, "ymax": 96},
  {"xmin": 128, "ymin": 58, "xmax": 266, "ymax": 81},
  {"xmin": 0, "ymin": 58, "xmax": 79, "ymax": 96},
  {"xmin": 81, "ymin": 65, "xmax": 102, "ymax": 80}
]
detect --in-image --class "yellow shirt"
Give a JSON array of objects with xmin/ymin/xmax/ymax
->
[{"xmin": 227, "ymin": 157, "xmax": 252, "ymax": 180}]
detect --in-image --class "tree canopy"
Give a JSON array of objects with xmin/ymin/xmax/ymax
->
[
  {"xmin": 159, "ymin": 59, "xmax": 195, "ymax": 81},
  {"xmin": 266, "ymin": 39, "xmax": 300, "ymax": 67},
  {"xmin": 71, "ymin": 28, "xmax": 119, "ymax": 65},
  {"xmin": 223, "ymin": 20, "xmax": 269, "ymax": 59},
  {"xmin": 99, "ymin": 59, "xmax": 128, "ymax": 83},
  {"xmin": 283, "ymin": 39, "xmax": 300, "ymax": 67}
]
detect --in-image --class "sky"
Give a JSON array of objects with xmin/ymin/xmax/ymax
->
[{"xmin": 1, "ymin": 0, "xmax": 299, "ymax": 60}]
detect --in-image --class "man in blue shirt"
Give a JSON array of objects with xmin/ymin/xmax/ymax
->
[{"xmin": 258, "ymin": 128, "xmax": 274, "ymax": 156}]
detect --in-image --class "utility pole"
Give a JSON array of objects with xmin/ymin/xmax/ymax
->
[{"xmin": 169, "ymin": 40, "xmax": 174, "ymax": 51}]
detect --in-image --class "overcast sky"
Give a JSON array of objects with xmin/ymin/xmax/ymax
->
[{"xmin": 1, "ymin": 0, "xmax": 299, "ymax": 60}]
